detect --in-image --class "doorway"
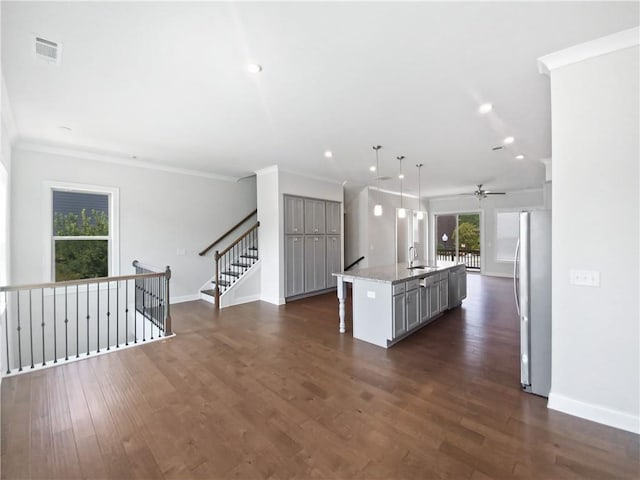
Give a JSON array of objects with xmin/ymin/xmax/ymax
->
[{"xmin": 435, "ymin": 213, "xmax": 481, "ymax": 271}]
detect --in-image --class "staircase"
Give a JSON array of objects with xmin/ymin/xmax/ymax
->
[
  {"xmin": 201, "ymin": 246, "xmax": 258, "ymax": 300},
  {"xmin": 199, "ymin": 220, "xmax": 260, "ymax": 308}
]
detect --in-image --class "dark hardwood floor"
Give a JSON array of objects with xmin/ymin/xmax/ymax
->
[{"xmin": 2, "ymin": 274, "xmax": 638, "ymax": 479}]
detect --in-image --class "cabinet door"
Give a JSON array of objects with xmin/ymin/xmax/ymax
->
[
  {"xmin": 305, "ymin": 199, "xmax": 326, "ymax": 234},
  {"xmin": 420, "ymin": 286, "xmax": 429, "ymax": 323},
  {"xmin": 285, "ymin": 236, "xmax": 304, "ymax": 297},
  {"xmin": 448, "ymin": 269, "xmax": 458, "ymax": 306},
  {"xmin": 284, "ymin": 196, "xmax": 304, "ymax": 234},
  {"xmin": 393, "ymin": 293, "xmax": 406, "ymax": 338},
  {"xmin": 439, "ymin": 280, "xmax": 449, "ymax": 312},
  {"xmin": 305, "ymin": 235, "xmax": 326, "ymax": 292},
  {"xmin": 458, "ymin": 269, "xmax": 467, "ymax": 301},
  {"xmin": 406, "ymin": 288, "xmax": 420, "ymax": 330},
  {"xmin": 326, "ymin": 235, "xmax": 341, "ymax": 288},
  {"xmin": 326, "ymin": 202, "xmax": 341, "ymax": 235},
  {"xmin": 429, "ymin": 283, "xmax": 440, "ymax": 318}
]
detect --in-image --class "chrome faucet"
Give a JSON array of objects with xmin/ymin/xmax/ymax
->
[{"xmin": 408, "ymin": 246, "xmax": 415, "ymax": 268}]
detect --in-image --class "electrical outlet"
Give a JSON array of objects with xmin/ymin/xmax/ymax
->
[{"xmin": 569, "ymin": 269, "xmax": 600, "ymax": 287}]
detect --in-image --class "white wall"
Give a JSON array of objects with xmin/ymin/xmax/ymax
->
[
  {"xmin": 257, "ymin": 166, "xmax": 343, "ymax": 305},
  {"xmin": 546, "ymin": 44, "xmax": 639, "ymax": 433},
  {"xmin": 344, "ymin": 187, "xmax": 368, "ymax": 267},
  {"xmin": 427, "ymin": 189, "xmax": 545, "ymax": 276},
  {"xmin": 10, "ymin": 147, "xmax": 257, "ymax": 301}
]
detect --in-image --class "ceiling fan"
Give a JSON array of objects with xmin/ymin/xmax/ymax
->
[{"xmin": 461, "ymin": 184, "xmax": 507, "ymax": 200}]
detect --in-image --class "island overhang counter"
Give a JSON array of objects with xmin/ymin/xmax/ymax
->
[{"xmin": 333, "ymin": 262, "xmax": 467, "ymax": 348}]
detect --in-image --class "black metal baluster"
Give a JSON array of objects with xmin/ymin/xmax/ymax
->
[
  {"xmin": 134, "ymin": 279, "xmax": 137, "ymax": 344},
  {"xmin": 142, "ymin": 278, "xmax": 146, "ymax": 342},
  {"xmin": 97, "ymin": 282, "xmax": 100, "ymax": 353},
  {"xmin": 86, "ymin": 284, "xmax": 90, "ymax": 356},
  {"xmin": 29, "ymin": 290, "xmax": 34, "ymax": 368},
  {"xmin": 107, "ymin": 281, "xmax": 111, "ymax": 350},
  {"xmin": 125, "ymin": 279, "xmax": 129, "ymax": 346},
  {"xmin": 53, "ymin": 287, "xmax": 57, "ymax": 363},
  {"xmin": 150, "ymin": 276, "xmax": 154, "ymax": 340},
  {"xmin": 4, "ymin": 291, "xmax": 10, "ymax": 374},
  {"xmin": 76, "ymin": 285, "xmax": 79, "ymax": 358},
  {"xmin": 64, "ymin": 285, "xmax": 68, "ymax": 361},
  {"xmin": 41, "ymin": 289, "xmax": 46, "ymax": 366},
  {"xmin": 158, "ymin": 275, "xmax": 163, "ymax": 335},
  {"xmin": 116, "ymin": 280, "xmax": 120, "ymax": 348},
  {"xmin": 17, "ymin": 291, "xmax": 22, "ymax": 371}
]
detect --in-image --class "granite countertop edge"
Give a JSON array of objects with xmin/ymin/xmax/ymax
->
[{"xmin": 333, "ymin": 261, "xmax": 465, "ymax": 284}]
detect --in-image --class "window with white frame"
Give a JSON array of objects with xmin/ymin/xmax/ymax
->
[
  {"xmin": 495, "ymin": 211, "xmax": 520, "ymax": 262},
  {"xmin": 50, "ymin": 185, "xmax": 118, "ymax": 281}
]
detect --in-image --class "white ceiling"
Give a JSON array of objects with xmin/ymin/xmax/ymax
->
[{"xmin": 2, "ymin": 1, "xmax": 638, "ymax": 196}]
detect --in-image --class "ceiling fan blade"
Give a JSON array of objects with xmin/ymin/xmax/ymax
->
[{"xmin": 485, "ymin": 192, "xmax": 506, "ymax": 195}]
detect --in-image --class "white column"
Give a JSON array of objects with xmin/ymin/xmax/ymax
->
[{"xmin": 337, "ymin": 277, "xmax": 346, "ymax": 333}]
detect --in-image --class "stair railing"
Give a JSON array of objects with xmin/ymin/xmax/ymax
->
[
  {"xmin": 345, "ymin": 256, "xmax": 365, "ymax": 271},
  {"xmin": 214, "ymin": 221, "xmax": 260, "ymax": 309},
  {"xmin": 0, "ymin": 261, "xmax": 172, "ymax": 375},
  {"xmin": 199, "ymin": 209, "xmax": 257, "ymax": 256}
]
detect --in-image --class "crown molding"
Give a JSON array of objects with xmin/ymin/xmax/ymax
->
[
  {"xmin": 538, "ymin": 26, "xmax": 639, "ymax": 75},
  {"xmin": 14, "ymin": 140, "xmax": 239, "ymax": 182},
  {"xmin": 254, "ymin": 165, "xmax": 279, "ymax": 176},
  {"xmin": 278, "ymin": 166, "xmax": 344, "ymax": 186},
  {"xmin": 1, "ymin": 75, "xmax": 17, "ymax": 145}
]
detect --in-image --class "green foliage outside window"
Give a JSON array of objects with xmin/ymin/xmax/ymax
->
[
  {"xmin": 54, "ymin": 209, "xmax": 109, "ymax": 281},
  {"xmin": 452, "ymin": 222, "xmax": 480, "ymax": 250}
]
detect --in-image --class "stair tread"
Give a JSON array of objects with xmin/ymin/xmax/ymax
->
[
  {"xmin": 240, "ymin": 255, "xmax": 258, "ymax": 260},
  {"xmin": 201, "ymin": 289, "xmax": 216, "ymax": 297},
  {"xmin": 248, "ymin": 247, "xmax": 258, "ymax": 251},
  {"xmin": 212, "ymin": 279, "xmax": 230, "ymax": 287},
  {"xmin": 231, "ymin": 262, "xmax": 251, "ymax": 268},
  {"xmin": 222, "ymin": 271, "xmax": 241, "ymax": 277}
]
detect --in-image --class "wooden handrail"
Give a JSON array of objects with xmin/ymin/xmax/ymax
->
[
  {"xmin": 345, "ymin": 256, "xmax": 365, "ymax": 271},
  {"xmin": 215, "ymin": 222, "xmax": 260, "ymax": 259},
  {"xmin": 199, "ymin": 209, "xmax": 257, "ymax": 256}
]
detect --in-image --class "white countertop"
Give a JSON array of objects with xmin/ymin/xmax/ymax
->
[{"xmin": 334, "ymin": 261, "xmax": 463, "ymax": 284}]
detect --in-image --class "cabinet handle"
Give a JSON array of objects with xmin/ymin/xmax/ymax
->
[
  {"xmin": 314, "ymin": 229, "xmax": 318, "ymax": 232},
  {"xmin": 293, "ymin": 238, "xmax": 298, "ymax": 242}
]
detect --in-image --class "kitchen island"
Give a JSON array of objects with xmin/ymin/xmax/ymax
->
[{"xmin": 334, "ymin": 262, "xmax": 466, "ymax": 348}]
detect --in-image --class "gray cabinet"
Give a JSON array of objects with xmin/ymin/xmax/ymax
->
[
  {"xmin": 420, "ymin": 286, "xmax": 429, "ymax": 323},
  {"xmin": 304, "ymin": 235, "xmax": 326, "ymax": 292},
  {"xmin": 284, "ymin": 196, "xmax": 304, "ymax": 234},
  {"xmin": 326, "ymin": 235, "xmax": 341, "ymax": 288},
  {"xmin": 285, "ymin": 235, "xmax": 304, "ymax": 297},
  {"xmin": 438, "ymin": 279, "xmax": 449, "ymax": 312},
  {"xmin": 304, "ymin": 199, "xmax": 326, "ymax": 234},
  {"xmin": 448, "ymin": 266, "xmax": 467, "ymax": 307},
  {"xmin": 429, "ymin": 282, "xmax": 440, "ymax": 317},
  {"xmin": 393, "ymin": 293, "xmax": 406, "ymax": 338},
  {"xmin": 406, "ymin": 287, "xmax": 420, "ymax": 330},
  {"xmin": 326, "ymin": 202, "xmax": 341, "ymax": 235},
  {"xmin": 284, "ymin": 195, "xmax": 341, "ymax": 299}
]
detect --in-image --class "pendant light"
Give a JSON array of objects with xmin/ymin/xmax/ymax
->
[
  {"xmin": 373, "ymin": 145, "xmax": 383, "ymax": 216},
  {"xmin": 397, "ymin": 156, "xmax": 406, "ymax": 218},
  {"xmin": 416, "ymin": 163, "xmax": 424, "ymax": 220}
]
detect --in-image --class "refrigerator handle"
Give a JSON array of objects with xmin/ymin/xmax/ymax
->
[{"xmin": 513, "ymin": 238, "xmax": 520, "ymax": 316}]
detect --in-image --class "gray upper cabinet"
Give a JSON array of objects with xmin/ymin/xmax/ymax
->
[
  {"xmin": 304, "ymin": 199, "xmax": 326, "ymax": 234},
  {"xmin": 326, "ymin": 202, "xmax": 341, "ymax": 235},
  {"xmin": 304, "ymin": 235, "xmax": 326, "ymax": 292},
  {"xmin": 326, "ymin": 235, "xmax": 341, "ymax": 288},
  {"xmin": 284, "ymin": 196, "xmax": 305, "ymax": 234},
  {"xmin": 285, "ymin": 235, "xmax": 304, "ymax": 297}
]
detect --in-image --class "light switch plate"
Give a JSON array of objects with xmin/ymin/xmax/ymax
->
[
  {"xmin": 569, "ymin": 269, "xmax": 600, "ymax": 287},
  {"xmin": 176, "ymin": 248, "xmax": 186, "ymax": 256},
  {"xmin": 367, "ymin": 291, "xmax": 376, "ymax": 299}
]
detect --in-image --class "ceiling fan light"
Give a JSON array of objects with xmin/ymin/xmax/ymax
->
[{"xmin": 374, "ymin": 204, "xmax": 383, "ymax": 216}]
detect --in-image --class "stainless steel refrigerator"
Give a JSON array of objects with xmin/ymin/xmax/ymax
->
[{"xmin": 514, "ymin": 210, "xmax": 551, "ymax": 397}]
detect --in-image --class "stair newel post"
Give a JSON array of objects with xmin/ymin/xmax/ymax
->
[
  {"xmin": 164, "ymin": 266, "xmax": 173, "ymax": 335},
  {"xmin": 214, "ymin": 250, "xmax": 221, "ymax": 310}
]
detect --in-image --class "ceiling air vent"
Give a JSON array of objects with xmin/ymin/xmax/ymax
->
[{"xmin": 34, "ymin": 36, "xmax": 62, "ymax": 64}]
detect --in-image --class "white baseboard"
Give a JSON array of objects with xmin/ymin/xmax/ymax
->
[
  {"xmin": 220, "ymin": 294, "xmax": 260, "ymax": 309},
  {"xmin": 199, "ymin": 293, "xmax": 216, "ymax": 305},
  {"xmin": 170, "ymin": 294, "xmax": 200, "ymax": 304},
  {"xmin": 260, "ymin": 295, "xmax": 285, "ymax": 306},
  {"xmin": 482, "ymin": 271, "xmax": 513, "ymax": 278},
  {"xmin": 548, "ymin": 391, "xmax": 640, "ymax": 434}
]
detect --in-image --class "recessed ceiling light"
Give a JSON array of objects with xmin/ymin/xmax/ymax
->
[
  {"xmin": 478, "ymin": 103, "xmax": 493, "ymax": 114},
  {"xmin": 515, "ymin": 154, "xmax": 525, "ymax": 160},
  {"xmin": 247, "ymin": 63, "xmax": 262, "ymax": 74},
  {"xmin": 369, "ymin": 165, "xmax": 377, "ymax": 172},
  {"xmin": 398, "ymin": 173, "xmax": 405, "ymax": 179},
  {"xmin": 324, "ymin": 150, "xmax": 333, "ymax": 158},
  {"xmin": 503, "ymin": 136, "xmax": 515, "ymax": 145}
]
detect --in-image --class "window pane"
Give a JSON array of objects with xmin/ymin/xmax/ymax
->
[
  {"xmin": 496, "ymin": 212, "xmax": 519, "ymax": 261},
  {"xmin": 53, "ymin": 191, "xmax": 109, "ymax": 236},
  {"xmin": 55, "ymin": 239, "xmax": 108, "ymax": 281}
]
